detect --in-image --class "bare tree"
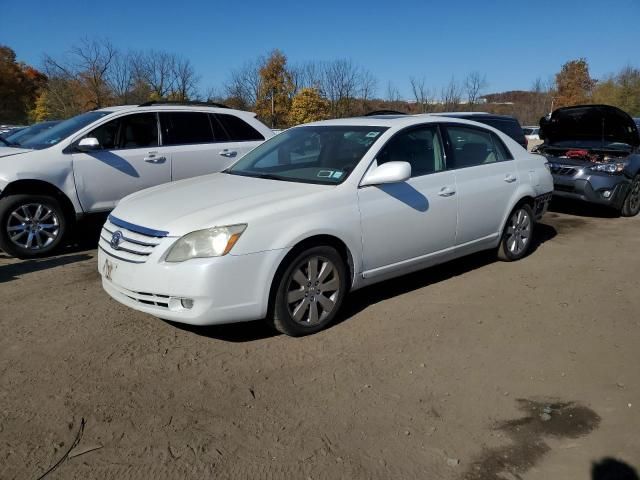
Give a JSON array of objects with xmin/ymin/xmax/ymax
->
[
  {"xmin": 441, "ymin": 77, "xmax": 462, "ymax": 111},
  {"xmin": 137, "ymin": 50, "xmax": 176, "ymax": 99},
  {"xmin": 410, "ymin": 76, "xmax": 432, "ymax": 112},
  {"xmin": 224, "ymin": 57, "xmax": 264, "ymax": 110},
  {"xmin": 358, "ymin": 68, "xmax": 377, "ymax": 114},
  {"xmin": 172, "ymin": 56, "xmax": 199, "ymax": 101},
  {"xmin": 323, "ymin": 59, "xmax": 360, "ymax": 117},
  {"xmin": 464, "ymin": 71, "xmax": 488, "ymax": 110}
]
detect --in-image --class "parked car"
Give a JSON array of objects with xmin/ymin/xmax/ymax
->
[
  {"xmin": 0, "ymin": 101, "xmax": 273, "ymax": 258},
  {"xmin": 98, "ymin": 115, "xmax": 553, "ymax": 336},
  {"xmin": 433, "ymin": 113, "xmax": 528, "ymax": 149},
  {"xmin": 0, "ymin": 120, "xmax": 61, "ymax": 150},
  {"xmin": 538, "ymin": 104, "xmax": 640, "ymax": 216},
  {"xmin": 522, "ymin": 126, "xmax": 540, "ymax": 141}
]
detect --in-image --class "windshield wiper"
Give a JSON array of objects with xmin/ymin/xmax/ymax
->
[{"xmin": 225, "ymin": 171, "xmax": 287, "ymax": 181}]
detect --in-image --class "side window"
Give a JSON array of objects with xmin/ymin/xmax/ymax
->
[
  {"xmin": 86, "ymin": 118, "xmax": 119, "ymax": 150},
  {"xmin": 208, "ymin": 114, "xmax": 230, "ymax": 142},
  {"xmin": 215, "ymin": 114, "xmax": 265, "ymax": 141},
  {"xmin": 491, "ymin": 133, "xmax": 513, "ymax": 160},
  {"xmin": 160, "ymin": 112, "xmax": 214, "ymax": 145},
  {"xmin": 118, "ymin": 113, "xmax": 158, "ymax": 149},
  {"xmin": 445, "ymin": 126, "xmax": 500, "ymax": 169},
  {"xmin": 377, "ymin": 125, "xmax": 445, "ymax": 177}
]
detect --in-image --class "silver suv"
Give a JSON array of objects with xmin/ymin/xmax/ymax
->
[{"xmin": 0, "ymin": 102, "xmax": 273, "ymax": 258}]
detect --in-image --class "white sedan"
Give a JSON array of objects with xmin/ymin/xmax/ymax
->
[{"xmin": 98, "ymin": 115, "xmax": 553, "ymax": 336}]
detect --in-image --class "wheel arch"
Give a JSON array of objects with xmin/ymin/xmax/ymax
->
[
  {"xmin": 266, "ymin": 234, "xmax": 356, "ymax": 317},
  {"xmin": 1, "ymin": 179, "xmax": 78, "ymax": 225}
]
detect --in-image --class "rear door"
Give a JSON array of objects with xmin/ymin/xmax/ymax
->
[
  {"xmin": 213, "ymin": 112, "xmax": 266, "ymax": 162},
  {"xmin": 72, "ymin": 112, "xmax": 170, "ymax": 212},
  {"xmin": 443, "ymin": 124, "xmax": 518, "ymax": 246}
]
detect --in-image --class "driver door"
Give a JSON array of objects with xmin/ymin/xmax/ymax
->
[
  {"xmin": 72, "ymin": 112, "xmax": 171, "ymax": 212},
  {"xmin": 357, "ymin": 125, "xmax": 458, "ymax": 279}
]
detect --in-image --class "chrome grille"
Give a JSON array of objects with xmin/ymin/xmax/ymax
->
[{"xmin": 99, "ymin": 215, "xmax": 168, "ymax": 264}]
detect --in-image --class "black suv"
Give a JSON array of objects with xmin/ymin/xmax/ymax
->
[{"xmin": 436, "ymin": 113, "xmax": 528, "ymax": 149}]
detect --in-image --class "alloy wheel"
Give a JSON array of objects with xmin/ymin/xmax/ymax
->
[
  {"xmin": 628, "ymin": 178, "xmax": 640, "ymax": 213},
  {"xmin": 6, "ymin": 203, "xmax": 60, "ymax": 251},
  {"xmin": 505, "ymin": 208, "xmax": 531, "ymax": 256},
  {"xmin": 286, "ymin": 255, "xmax": 341, "ymax": 326}
]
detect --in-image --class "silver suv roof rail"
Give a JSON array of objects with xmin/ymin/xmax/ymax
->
[{"xmin": 138, "ymin": 100, "xmax": 230, "ymax": 109}]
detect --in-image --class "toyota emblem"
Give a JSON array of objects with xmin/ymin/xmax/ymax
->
[{"xmin": 111, "ymin": 230, "xmax": 123, "ymax": 250}]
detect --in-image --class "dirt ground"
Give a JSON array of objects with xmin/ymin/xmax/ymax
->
[{"xmin": 1, "ymin": 201, "xmax": 639, "ymax": 480}]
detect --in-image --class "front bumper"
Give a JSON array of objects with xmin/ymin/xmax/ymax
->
[
  {"xmin": 552, "ymin": 170, "xmax": 631, "ymax": 209},
  {"xmin": 98, "ymin": 246, "xmax": 289, "ymax": 326}
]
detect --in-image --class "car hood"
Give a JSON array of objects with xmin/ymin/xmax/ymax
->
[
  {"xmin": 0, "ymin": 147, "xmax": 32, "ymax": 158},
  {"xmin": 112, "ymin": 173, "xmax": 333, "ymax": 236},
  {"xmin": 539, "ymin": 104, "xmax": 640, "ymax": 147}
]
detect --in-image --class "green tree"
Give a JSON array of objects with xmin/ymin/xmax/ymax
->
[
  {"xmin": 288, "ymin": 88, "xmax": 330, "ymax": 125},
  {"xmin": 554, "ymin": 58, "xmax": 595, "ymax": 108},
  {"xmin": 255, "ymin": 50, "xmax": 294, "ymax": 128}
]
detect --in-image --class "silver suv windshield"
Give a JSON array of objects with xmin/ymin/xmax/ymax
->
[
  {"xmin": 226, "ymin": 125, "xmax": 388, "ymax": 185},
  {"xmin": 19, "ymin": 111, "xmax": 113, "ymax": 150}
]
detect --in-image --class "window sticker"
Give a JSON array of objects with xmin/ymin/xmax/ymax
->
[
  {"xmin": 332, "ymin": 171, "xmax": 344, "ymax": 179},
  {"xmin": 317, "ymin": 170, "xmax": 334, "ymax": 178},
  {"xmin": 366, "ymin": 131, "xmax": 381, "ymax": 138}
]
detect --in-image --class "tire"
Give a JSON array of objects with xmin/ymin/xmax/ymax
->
[
  {"xmin": 497, "ymin": 203, "xmax": 535, "ymax": 262},
  {"xmin": 269, "ymin": 245, "xmax": 348, "ymax": 336},
  {"xmin": 0, "ymin": 194, "xmax": 67, "ymax": 258},
  {"xmin": 621, "ymin": 175, "xmax": 640, "ymax": 217}
]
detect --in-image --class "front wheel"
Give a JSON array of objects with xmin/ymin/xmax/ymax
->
[
  {"xmin": 498, "ymin": 204, "xmax": 535, "ymax": 262},
  {"xmin": 269, "ymin": 246, "xmax": 348, "ymax": 336},
  {"xmin": 0, "ymin": 194, "xmax": 67, "ymax": 258},
  {"xmin": 621, "ymin": 175, "xmax": 640, "ymax": 217}
]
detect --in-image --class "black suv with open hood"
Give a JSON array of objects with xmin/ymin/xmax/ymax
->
[{"xmin": 537, "ymin": 104, "xmax": 640, "ymax": 216}]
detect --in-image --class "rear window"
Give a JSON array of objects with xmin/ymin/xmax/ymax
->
[
  {"xmin": 215, "ymin": 114, "xmax": 264, "ymax": 141},
  {"xmin": 159, "ymin": 112, "xmax": 214, "ymax": 145}
]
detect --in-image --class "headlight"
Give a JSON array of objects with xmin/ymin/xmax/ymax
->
[
  {"xmin": 165, "ymin": 224, "xmax": 247, "ymax": 262},
  {"xmin": 590, "ymin": 162, "xmax": 625, "ymax": 174}
]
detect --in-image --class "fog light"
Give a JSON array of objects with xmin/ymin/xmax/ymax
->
[
  {"xmin": 602, "ymin": 190, "xmax": 612, "ymax": 199},
  {"xmin": 180, "ymin": 298, "xmax": 194, "ymax": 309}
]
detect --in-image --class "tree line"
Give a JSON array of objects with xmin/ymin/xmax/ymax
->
[{"xmin": 1, "ymin": 39, "xmax": 639, "ymax": 128}]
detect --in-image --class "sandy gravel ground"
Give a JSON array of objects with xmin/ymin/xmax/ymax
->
[{"xmin": 0, "ymin": 202, "xmax": 639, "ymax": 479}]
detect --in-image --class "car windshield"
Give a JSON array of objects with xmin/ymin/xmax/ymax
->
[
  {"xmin": 4, "ymin": 121, "xmax": 60, "ymax": 147},
  {"xmin": 226, "ymin": 125, "xmax": 388, "ymax": 185},
  {"xmin": 19, "ymin": 111, "xmax": 112, "ymax": 150}
]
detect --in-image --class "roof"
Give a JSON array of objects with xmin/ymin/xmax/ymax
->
[{"xmin": 301, "ymin": 114, "xmax": 512, "ymax": 131}]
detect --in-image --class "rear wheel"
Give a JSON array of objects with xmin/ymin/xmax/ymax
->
[
  {"xmin": 621, "ymin": 175, "xmax": 640, "ymax": 217},
  {"xmin": 270, "ymin": 246, "xmax": 348, "ymax": 336},
  {"xmin": 0, "ymin": 194, "xmax": 67, "ymax": 258},
  {"xmin": 498, "ymin": 204, "xmax": 535, "ymax": 262}
]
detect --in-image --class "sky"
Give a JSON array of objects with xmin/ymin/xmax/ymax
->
[{"xmin": 2, "ymin": 0, "xmax": 639, "ymax": 99}]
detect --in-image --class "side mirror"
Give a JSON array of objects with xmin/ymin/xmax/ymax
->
[
  {"xmin": 77, "ymin": 137, "xmax": 100, "ymax": 152},
  {"xmin": 361, "ymin": 161, "xmax": 411, "ymax": 186}
]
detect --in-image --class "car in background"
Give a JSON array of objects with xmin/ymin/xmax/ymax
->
[
  {"xmin": 522, "ymin": 126, "xmax": 540, "ymax": 141},
  {"xmin": 0, "ymin": 125, "xmax": 26, "ymax": 137},
  {"xmin": 538, "ymin": 104, "xmax": 640, "ymax": 216},
  {"xmin": 0, "ymin": 120, "xmax": 61, "ymax": 149},
  {"xmin": 98, "ymin": 114, "xmax": 552, "ymax": 336},
  {"xmin": 433, "ymin": 113, "xmax": 528, "ymax": 149},
  {"xmin": 0, "ymin": 101, "xmax": 273, "ymax": 258}
]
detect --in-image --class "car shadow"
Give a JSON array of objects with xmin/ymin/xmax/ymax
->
[
  {"xmin": 180, "ymin": 222, "xmax": 557, "ymax": 342},
  {"xmin": 0, "ymin": 252, "xmax": 93, "ymax": 283},
  {"xmin": 549, "ymin": 197, "xmax": 620, "ymax": 218},
  {"xmin": 592, "ymin": 458, "xmax": 639, "ymax": 480}
]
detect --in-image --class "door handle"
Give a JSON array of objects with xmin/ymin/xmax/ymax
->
[
  {"xmin": 219, "ymin": 149, "xmax": 238, "ymax": 158},
  {"xmin": 144, "ymin": 152, "xmax": 166, "ymax": 164},
  {"xmin": 504, "ymin": 174, "xmax": 517, "ymax": 183},
  {"xmin": 438, "ymin": 186, "xmax": 456, "ymax": 197}
]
